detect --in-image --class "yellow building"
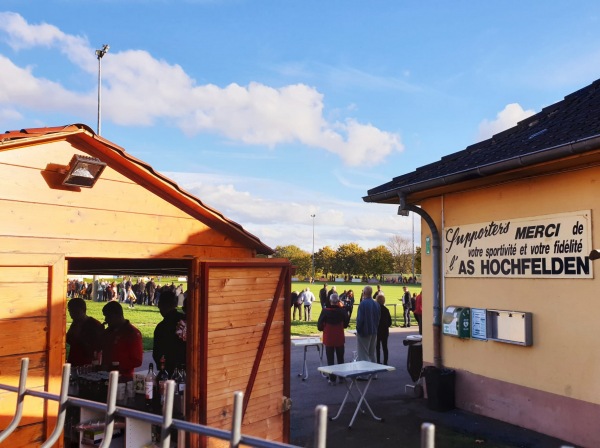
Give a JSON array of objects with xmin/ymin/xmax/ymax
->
[{"xmin": 364, "ymin": 79, "xmax": 600, "ymax": 447}]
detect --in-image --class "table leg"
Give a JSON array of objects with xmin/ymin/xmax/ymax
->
[
  {"xmin": 348, "ymin": 376, "xmax": 383, "ymax": 428},
  {"xmin": 299, "ymin": 346, "xmax": 309, "ymax": 380}
]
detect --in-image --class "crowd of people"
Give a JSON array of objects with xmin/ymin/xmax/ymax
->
[
  {"xmin": 67, "ymin": 277, "xmax": 186, "ymax": 308},
  {"xmin": 66, "ymin": 287, "xmax": 187, "ymax": 381},
  {"xmin": 295, "ymin": 283, "xmax": 423, "ymax": 384}
]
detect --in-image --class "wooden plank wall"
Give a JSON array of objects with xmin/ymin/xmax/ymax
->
[
  {"xmin": 0, "ymin": 266, "xmax": 51, "ymax": 447},
  {"xmin": 0, "ymin": 141, "xmax": 253, "ymax": 259},
  {"xmin": 205, "ymin": 266, "xmax": 286, "ymax": 445}
]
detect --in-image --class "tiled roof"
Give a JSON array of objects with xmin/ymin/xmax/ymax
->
[{"xmin": 365, "ymin": 78, "xmax": 600, "ymax": 201}]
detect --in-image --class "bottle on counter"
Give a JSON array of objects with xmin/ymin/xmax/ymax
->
[
  {"xmin": 145, "ymin": 362, "xmax": 156, "ymax": 407},
  {"xmin": 156, "ymin": 355, "xmax": 169, "ymax": 405},
  {"xmin": 171, "ymin": 366, "xmax": 185, "ymax": 415}
]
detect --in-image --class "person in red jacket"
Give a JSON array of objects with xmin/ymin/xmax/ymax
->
[
  {"xmin": 317, "ymin": 294, "xmax": 350, "ymax": 384},
  {"xmin": 414, "ymin": 291, "xmax": 423, "ymax": 335},
  {"xmin": 101, "ymin": 301, "xmax": 143, "ymax": 380}
]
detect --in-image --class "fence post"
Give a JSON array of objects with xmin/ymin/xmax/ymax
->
[
  {"xmin": 230, "ymin": 391, "xmax": 243, "ymax": 447},
  {"xmin": 313, "ymin": 404, "xmax": 328, "ymax": 448},
  {"xmin": 0, "ymin": 357, "xmax": 29, "ymax": 443},
  {"xmin": 420, "ymin": 422, "xmax": 435, "ymax": 448},
  {"xmin": 99, "ymin": 370, "xmax": 119, "ymax": 448},
  {"xmin": 41, "ymin": 363, "xmax": 71, "ymax": 448}
]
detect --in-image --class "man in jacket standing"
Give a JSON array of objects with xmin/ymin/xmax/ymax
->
[{"xmin": 356, "ymin": 285, "xmax": 380, "ymax": 363}]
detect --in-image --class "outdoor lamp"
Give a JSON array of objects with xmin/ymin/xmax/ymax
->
[
  {"xmin": 589, "ymin": 249, "xmax": 600, "ymax": 261},
  {"xmin": 62, "ymin": 154, "xmax": 107, "ymax": 188}
]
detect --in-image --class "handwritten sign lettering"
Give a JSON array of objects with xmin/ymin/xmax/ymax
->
[{"xmin": 444, "ymin": 211, "xmax": 592, "ymax": 278}]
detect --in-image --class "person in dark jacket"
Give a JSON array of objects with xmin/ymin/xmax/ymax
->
[
  {"xmin": 376, "ymin": 294, "xmax": 392, "ymax": 365},
  {"xmin": 317, "ymin": 293, "xmax": 350, "ymax": 384},
  {"xmin": 67, "ymin": 297, "xmax": 103, "ymax": 367},
  {"xmin": 153, "ymin": 289, "xmax": 187, "ymax": 374}
]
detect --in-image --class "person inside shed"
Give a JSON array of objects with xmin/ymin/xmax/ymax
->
[
  {"xmin": 153, "ymin": 289, "xmax": 187, "ymax": 374},
  {"xmin": 66, "ymin": 297, "xmax": 104, "ymax": 367},
  {"xmin": 101, "ymin": 301, "xmax": 143, "ymax": 380}
]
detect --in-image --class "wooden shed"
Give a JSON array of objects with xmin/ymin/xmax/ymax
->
[{"xmin": 0, "ymin": 124, "xmax": 292, "ymax": 447}]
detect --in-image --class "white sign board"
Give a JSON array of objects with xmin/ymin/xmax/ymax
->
[
  {"xmin": 444, "ymin": 210, "xmax": 592, "ymax": 278},
  {"xmin": 471, "ymin": 308, "xmax": 487, "ymax": 340}
]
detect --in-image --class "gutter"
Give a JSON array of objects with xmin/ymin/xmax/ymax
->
[{"xmin": 398, "ymin": 196, "xmax": 443, "ymax": 369}]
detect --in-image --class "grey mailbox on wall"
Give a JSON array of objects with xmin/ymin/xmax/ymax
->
[{"xmin": 487, "ymin": 309, "xmax": 533, "ymax": 346}]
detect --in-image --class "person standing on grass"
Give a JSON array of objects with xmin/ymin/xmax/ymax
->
[
  {"xmin": 376, "ymin": 294, "xmax": 392, "ymax": 365},
  {"xmin": 342, "ymin": 289, "xmax": 355, "ymax": 320},
  {"xmin": 402, "ymin": 286, "xmax": 412, "ymax": 327},
  {"xmin": 319, "ymin": 283, "xmax": 328, "ymax": 309},
  {"xmin": 300, "ymin": 287, "xmax": 315, "ymax": 321},
  {"xmin": 356, "ymin": 285, "xmax": 380, "ymax": 363},
  {"xmin": 317, "ymin": 293, "xmax": 350, "ymax": 385}
]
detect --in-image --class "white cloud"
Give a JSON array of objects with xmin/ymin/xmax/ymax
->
[
  {"xmin": 477, "ymin": 103, "xmax": 535, "ymax": 142},
  {"xmin": 167, "ymin": 171, "xmax": 417, "ymax": 251},
  {"xmin": 0, "ymin": 12, "xmax": 403, "ymax": 167}
]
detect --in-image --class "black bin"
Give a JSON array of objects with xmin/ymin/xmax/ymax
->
[{"xmin": 423, "ymin": 366, "xmax": 455, "ymax": 411}]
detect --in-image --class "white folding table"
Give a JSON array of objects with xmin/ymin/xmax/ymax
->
[
  {"xmin": 318, "ymin": 360, "xmax": 395, "ymax": 428},
  {"xmin": 291, "ymin": 337, "xmax": 324, "ymax": 380}
]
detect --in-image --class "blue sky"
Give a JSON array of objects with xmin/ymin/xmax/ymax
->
[{"xmin": 1, "ymin": 2, "xmax": 600, "ymax": 253}]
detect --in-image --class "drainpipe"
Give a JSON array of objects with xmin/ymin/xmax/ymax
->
[{"xmin": 398, "ymin": 194, "xmax": 442, "ymax": 369}]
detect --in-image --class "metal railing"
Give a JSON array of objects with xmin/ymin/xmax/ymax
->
[{"xmin": 0, "ymin": 358, "xmax": 328, "ymax": 448}]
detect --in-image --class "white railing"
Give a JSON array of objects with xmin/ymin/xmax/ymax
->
[{"xmin": 0, "ymin": 358, "xmax": 328, "ymax": 448}]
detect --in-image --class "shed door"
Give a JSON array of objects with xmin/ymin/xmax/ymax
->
[
  {"xmin": 187, "ymin": 258, "xmax": 292, "ymax": 447},
  {"xmin": 0, "ymin": 253, "xmax": 66, "ymax": 447}
]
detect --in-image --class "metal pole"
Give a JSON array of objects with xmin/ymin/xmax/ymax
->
[
  {"xmin": 412, "ymin": 213, "xmax": 415, "ymax": 280},
  {"xmin": 95, "ymin": 44, "xmax": 109, "ymax": 135},
  {"xmin": 97, "ymin": 54, "xmax": 102, "ymax": 135},
  {"xmin": 311, "ymin": 214, "xmax": 316, "ymax": 282}
]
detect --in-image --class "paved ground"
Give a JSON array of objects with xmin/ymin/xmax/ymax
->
[{"xmin": 289, "ymin": 327, "xmax": 575, "ymax": 448}]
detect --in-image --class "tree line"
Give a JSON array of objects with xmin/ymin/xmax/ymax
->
[{"xmin": 272, "ymin": 235, "xmax": 421, "ymax": 281}]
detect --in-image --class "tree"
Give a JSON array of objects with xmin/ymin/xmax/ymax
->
[
  {"xmin": 364, "ymin": 245, "xmax": 395, "ymax": 278},
  {"xmin": 334, "ymin": 243, "xmax": 365, "ymax": 279},
  {"xmin": 414, "ymin": 246, "xmax": 422, "ymax": 275},
  {"xmin": 314, "ymin": 246, "xmax": 336, "ymax": 279},
  {"xmin": 386, "ymin": 235, "xmax": 414, "ymax": 275},
  {"xmin": 273, "ymin": 245, "xmax": 311, "ymax": 278}
]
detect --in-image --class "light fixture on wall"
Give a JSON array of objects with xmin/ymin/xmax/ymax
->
[{"xmin": 62, "ymin": 154, "xmax": 107, "ymax": 188}]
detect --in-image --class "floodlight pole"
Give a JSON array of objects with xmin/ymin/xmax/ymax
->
[
  {"xmin": 311, "ymin": 214, "xmax": 316, "ymax": 282},
  {"xmin": 95, "ymin": 44, "xmax": 110, "ymax": 136}
]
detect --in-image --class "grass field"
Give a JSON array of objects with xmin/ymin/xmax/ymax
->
[
  {"xmin": 69, "ymin": 281, "xmax": 422, "ymax": 349},
  {"xmin": 290, "ymin": 281, "xmax": 421, "ymax": 336}
]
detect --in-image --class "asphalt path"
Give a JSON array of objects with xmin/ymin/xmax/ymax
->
[{"xmin": 289, "ymin": 327, "xmax": 573, "ymax": 448}]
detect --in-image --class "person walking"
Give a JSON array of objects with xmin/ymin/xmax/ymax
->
[
  {"xmin": 317, "ymin": 293, "xmax": 350, "ymax": 385},
  {"xmin": 402, "ymin": 286, "xmax": 412, "ymax": 327},
  {"xmin": 356, "ymin": 285, "xmax": 380, "ymax": 363},
  {"xmin": 376, "ymin": 293, "xmax": 392, "ymax": 365}
]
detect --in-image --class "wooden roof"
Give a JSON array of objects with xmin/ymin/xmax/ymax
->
[
  {"xmin": 364, "ymin": 77, "xmax": 600, "ymax": 204},
  {"xmin": 0, "ymin": 123, "xmax": 274, "ymax": 255}
]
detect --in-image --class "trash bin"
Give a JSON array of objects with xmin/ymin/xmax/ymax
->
[
  {"xmin": 403, "ymin": 335, "xmax": 423, "ymax": 382},
  {"xmin": 423, "ymin": 366, "xmax": 455, "ymax": 411}
]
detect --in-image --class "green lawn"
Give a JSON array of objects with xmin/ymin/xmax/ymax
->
[
  {"xmin": 290, "ymin": 281, "xmax": 421, "ymax": 336},
  {"xmin": 69, "ymin": 281, "xmax": 421, "ymax": 347}
]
